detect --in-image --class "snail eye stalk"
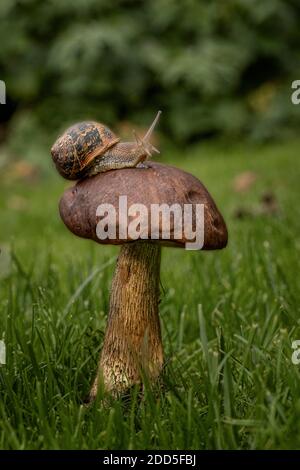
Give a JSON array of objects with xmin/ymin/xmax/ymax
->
[
  {"xmin": 143, "ymin": 110, "xmax": 161, "ymax": 142},
  {"xmin": 133, "ymin": 110, "xmax": 162, "ymax": 157}
]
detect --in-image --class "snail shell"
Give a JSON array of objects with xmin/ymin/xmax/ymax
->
[{"xmin": 51, "ymin": 121, "xmax": 120, "ymax": 180}]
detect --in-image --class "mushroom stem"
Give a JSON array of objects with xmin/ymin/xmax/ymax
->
[{"xmin": 89, "ymin": 241, "xmax": 163, "ymax": 399}]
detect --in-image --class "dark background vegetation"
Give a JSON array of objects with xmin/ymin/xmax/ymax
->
[{"xmin": 0, "ymin": 0, "xmax": 300, "ymax": 160}]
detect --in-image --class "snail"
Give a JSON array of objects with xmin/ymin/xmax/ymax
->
[{"xmin": 51, "ymin": 111, "xmax": 161, "ymax": 180}]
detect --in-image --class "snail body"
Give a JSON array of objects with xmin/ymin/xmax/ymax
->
[{"xmin": 51, "ymin": 112, "xmax": 161, "ymax": 180}]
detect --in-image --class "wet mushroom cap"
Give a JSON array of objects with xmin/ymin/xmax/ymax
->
[{"xmin": 59, "ymin": 161, "xmax": 228, "ymax": 250}]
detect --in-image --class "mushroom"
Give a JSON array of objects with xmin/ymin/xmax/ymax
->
[{"xmin": 59, "ymin": 162, "xmax": 228, "ymax": 400}]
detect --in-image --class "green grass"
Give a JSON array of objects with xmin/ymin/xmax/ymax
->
[{"xmin": 1, "ymin": 139, "xmax": 300, "ymax": 449}]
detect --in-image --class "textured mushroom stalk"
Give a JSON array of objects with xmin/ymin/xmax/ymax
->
[{"xmin": 89, "ymin": 242, "xmax": 163, "ymax": 398}]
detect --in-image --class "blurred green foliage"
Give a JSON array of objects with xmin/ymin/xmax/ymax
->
[{"xmin": 0, "ymin": 0, "xmax": 300, "ymax": 151}]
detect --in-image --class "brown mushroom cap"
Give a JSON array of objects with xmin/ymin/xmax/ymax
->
[{"xmin": 59, "ymin": 162, "xmax": 228, "ymax": 250}]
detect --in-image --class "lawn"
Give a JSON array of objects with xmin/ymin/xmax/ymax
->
[{"xmin": 0, "ymin": 139, "xmax": 300, "ymax": 449}]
